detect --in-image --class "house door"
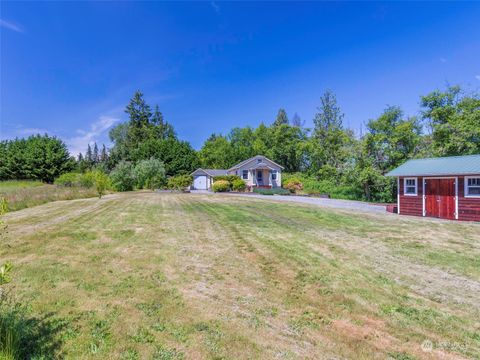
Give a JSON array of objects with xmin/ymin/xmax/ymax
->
[
  {"xmin": 425, "ymin": 179, "xmax": 456, "ymax": 219},
  {"xmin": 256, "ymin": 170, "xmax": 263, "ymax": 185}
]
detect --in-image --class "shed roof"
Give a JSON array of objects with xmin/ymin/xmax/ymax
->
[{"xmin": 385, "ymin": 154, "xmax": 480, "ymax": 177}]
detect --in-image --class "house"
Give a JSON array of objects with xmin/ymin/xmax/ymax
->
[
  {"xmin": 386, "ymin": 154, "xmax": 480, "ymax": 221},
  {"xmin": 191, "ymin": 155, "xmax": 284, "ymax": 191}
]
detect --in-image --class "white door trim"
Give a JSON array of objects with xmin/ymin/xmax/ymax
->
[{"xmin": 423, "ymin": 177, "xmax": 458, "ymax": 220}]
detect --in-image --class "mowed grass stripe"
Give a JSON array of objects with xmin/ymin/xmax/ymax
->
[
  {"xmin": 180, "ymin": 195, "xmax": 480, "ymax": 358},
  {"xmin": 3, "ymin": 193, "xmax": 480, "ymax": 359}
]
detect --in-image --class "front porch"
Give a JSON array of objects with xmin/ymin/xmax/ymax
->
[{"xmin": 248, "ymin": 163, "xmax": 280, "ymax": 188}]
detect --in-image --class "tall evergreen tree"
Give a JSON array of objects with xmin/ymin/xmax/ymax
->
[
  {"xmin": 152, "ymin": 105, "xmax": 164, "ymax": 128},
  {"xmin": 100, "ymin": 144, "xmax": 108, "ymax": 162},
  {"xmin": 0, "ymin": 135, "xmax": 74, "ymax": 182},
  {"xmin": 93, "ymin": 143, "xmax": 99, "ymax": 164},
  {"xmin": 310, "ymin": 90, "xmax": 351, "ymax": 177},
  {"xmin": 291, "ymin": 113, "xmax": 304, "ymax": 127},
  {"xmin": 313, "ymin": 90, "xmax": 344, "ymax": 135},
  {"xmin": 86, "ymin": 144, "xmax": 93, "ymax": 165},
  {"xmin": 125, "ymin": 90, "xmax": 152, "ymax": 127},
  {"xmin": 273, "ymin": 108, "xmax": 289, "ymax": 127}
]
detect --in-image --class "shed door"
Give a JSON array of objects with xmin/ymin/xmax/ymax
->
[
  {"xmin": 193, "ymin": 175, "xmax": 208, "ymax": 190},
  {"xmin": 425, "ymin": 179, "xmax": 455, "ymax": 219}
]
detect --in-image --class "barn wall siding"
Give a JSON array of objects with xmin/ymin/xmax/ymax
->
[
  {"xmin": 399, "ymin": 177, "xmax": 423, "ymax": 217},
  {"xmin": 457, "ymin": 177, "xmax": 480, "ymax": 222},
  {"xmin": 398, "ymin": 176, "xmax": 480, "ymax": 221}
]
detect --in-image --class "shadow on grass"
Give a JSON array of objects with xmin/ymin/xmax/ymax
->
[{"xmin": 1, "ymin": 302, "xmax": 66, "ymax": 359}]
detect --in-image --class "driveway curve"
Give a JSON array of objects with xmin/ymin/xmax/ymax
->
[{"xmin": 208, "ymin": 192, "xmax": 387, "ymax": 214}]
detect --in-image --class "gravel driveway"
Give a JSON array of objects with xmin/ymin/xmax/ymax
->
[{"xmin": 210, "ymin": 192, "xmax": 387, "ymax": 213}]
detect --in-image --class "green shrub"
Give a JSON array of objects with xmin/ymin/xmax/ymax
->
[
  {"xmin": 212, "ymin": 180, "xmax": 230, "ymax": 192},
  {"xmin": 54, "ymin": 172, "xmax": 97, "ymax": 189},
  {"xmin": 79, "ymin": 171, "xmax": 95, "ymax": 188},
  {"xmin": 252, "ymin": 188, "xmax": 290, "ymax": 195},
  {"xmin": 302, "ymin": 178, "xmax": 363, "ymax": 200},
  {"xmin": 110, "ymin": 161, "xmax": 136, "ymax": 191},
  {"xmin": 91, "ymin": 170, "xmax": 111, "ymax": 198},
  {"xmin": 212, "ymin": 175, "xmax": 240, "ymax": 184},
  {"xmin": 134, "ymin": 158, "xmax": 166, "ymax": 190},
  {"xmin": 283, "ymin": 177, "xmax": 303, "ymax": 193},
  {"xmin": 167, "ymin": 174, "xmax": 193, "ymax": 191},
  {"xmin": 54, "ymin": 172, "xmax": 80, "ymax": 187},
  {"xmin": 282, "ymin": 173, "xmax": 366, "ymax": 201},
  {"xmin": 232, "ymin": 179, "xmax": 246, "ymax": 192}
]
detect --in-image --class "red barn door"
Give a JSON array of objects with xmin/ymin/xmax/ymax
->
[{"xmin": 425, "ymin": 179, "xmax": 456, "ymax": 220}]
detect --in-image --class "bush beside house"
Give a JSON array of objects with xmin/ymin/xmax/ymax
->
[
  {"xmin": 232, "ymin": 179, "xmax": 246, "ymax": 192},
  {"xmin": 167, "ymin": 174, "xmax": 193, "ymax": 191},
  {"xmin": 212, "ymin": 180, "xmax": 230, "ymax": 192},
  {"xmin": 212, "ymin": 175, "xmax": 246, "ymax": 192}
]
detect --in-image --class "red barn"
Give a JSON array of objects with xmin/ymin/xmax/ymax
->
[{"xmin": 386, "ymin": 155, "xmax": 480, "ymax": 221}]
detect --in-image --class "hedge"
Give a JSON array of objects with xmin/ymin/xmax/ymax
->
[{"xmin": 252, "ymin": 188, "xmax": 290, "ymax": 196}]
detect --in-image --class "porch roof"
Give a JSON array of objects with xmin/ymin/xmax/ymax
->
[{"xmin": 248, "ymin": 162, "xmax": 276, "ymax": 170}]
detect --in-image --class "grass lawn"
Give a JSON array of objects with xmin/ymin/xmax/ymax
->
[
  {"xmin": 0, "ymin": 180, "xmax": 97, "ymax": 211},
  {"xmin": 2, "ymin": 192, "xmax": 480, "ymax": 359}
]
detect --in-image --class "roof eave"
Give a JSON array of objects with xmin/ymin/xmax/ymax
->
[{"xmin": 386, "ymin": 172, "xmax": 480, "ymax": 177}]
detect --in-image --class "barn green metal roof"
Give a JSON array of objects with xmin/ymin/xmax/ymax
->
[{"xmin": 386, "ymin": 154, "xmax": 480, "ymax": 177}]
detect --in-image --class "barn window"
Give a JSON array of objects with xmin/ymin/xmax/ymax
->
[
  {"xmin": 404, "ymin": 178, "xmax": 417, "ymax": 196},
  {"xmin": 242, "ymin": 170, "xmax": 248, "ymax": 180},
  {"xmin": 465, "ymin": 177, "xmax": 480, "ymax": 197}
]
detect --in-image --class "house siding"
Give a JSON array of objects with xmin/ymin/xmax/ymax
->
[{"xmin": 398, "ymin": 177, "xmax": 423, "ymax": 217}]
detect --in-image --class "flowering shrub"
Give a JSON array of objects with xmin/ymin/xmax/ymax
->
[
  {"xmin": 283, "ymin": 177, "xmax": 303, "ymax": 193},
  {"xmin": 212, "ymin": 180, "xmax": 230, "ymax": 192}
]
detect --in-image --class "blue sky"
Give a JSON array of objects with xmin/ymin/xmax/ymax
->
[{"xmin": 1, "ymin": 1, "xmax": 479, "ymax": 155}]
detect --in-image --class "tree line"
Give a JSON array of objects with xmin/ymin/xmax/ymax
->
[
  {"xmin": 1, "ymin": 86, "xmax": 478, "ymax": 202},
  {"xmin": 197, "ymin": 86, "xmax": 479, "ymax": 201}
]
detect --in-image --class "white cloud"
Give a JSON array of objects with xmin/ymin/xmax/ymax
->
[
  {"xmin": 66, "ymin": 116, "xmax": 119, "ymax": 156},
  {"xmin": 210, "ymin": 1, "xmax": 220, "ymax": 15},
  {"xmin": 0, "ymin": 19, "xmax": 24, "ymax": 33},
  {"xmin": 475, "ymin": 75, "xmax": 480, "ymax": 81}
]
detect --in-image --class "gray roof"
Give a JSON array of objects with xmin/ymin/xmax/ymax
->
[
  {"xmin": 249, "ymin": 162, "xmax": 276, "ymax": 170},
  {"xmin": 191, "ymin": 168, "xmax": 228, "ymax": 177},
  {"xmin": 204, "ymin": 169, "xmax": 228, "ymax": 176},
  {"xmin": 228, "ymin": 155, "xmax": 284, "ymax": 171},
  {"xmin": 386, "ymin": 154, "xmax": 480, "ymax": 177}
]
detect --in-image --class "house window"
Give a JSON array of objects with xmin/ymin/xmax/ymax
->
[
  {"xmin": 404, "ymin": 178, "xmax": 417, "ymax": 196},
  {"xmin": 271, "ymin": 170, "xmax": 277, "ymax": 180},
  {"xmin": 257, "ymin": 159, "xmax": 262, "ymax": 163},
  {"xmin": 242, "ymin": 170, "xmax": 248, "ymax": 180},
  {"xmin": 465, "ymin": 177, "xmax": 480, "ymax": 196}
]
